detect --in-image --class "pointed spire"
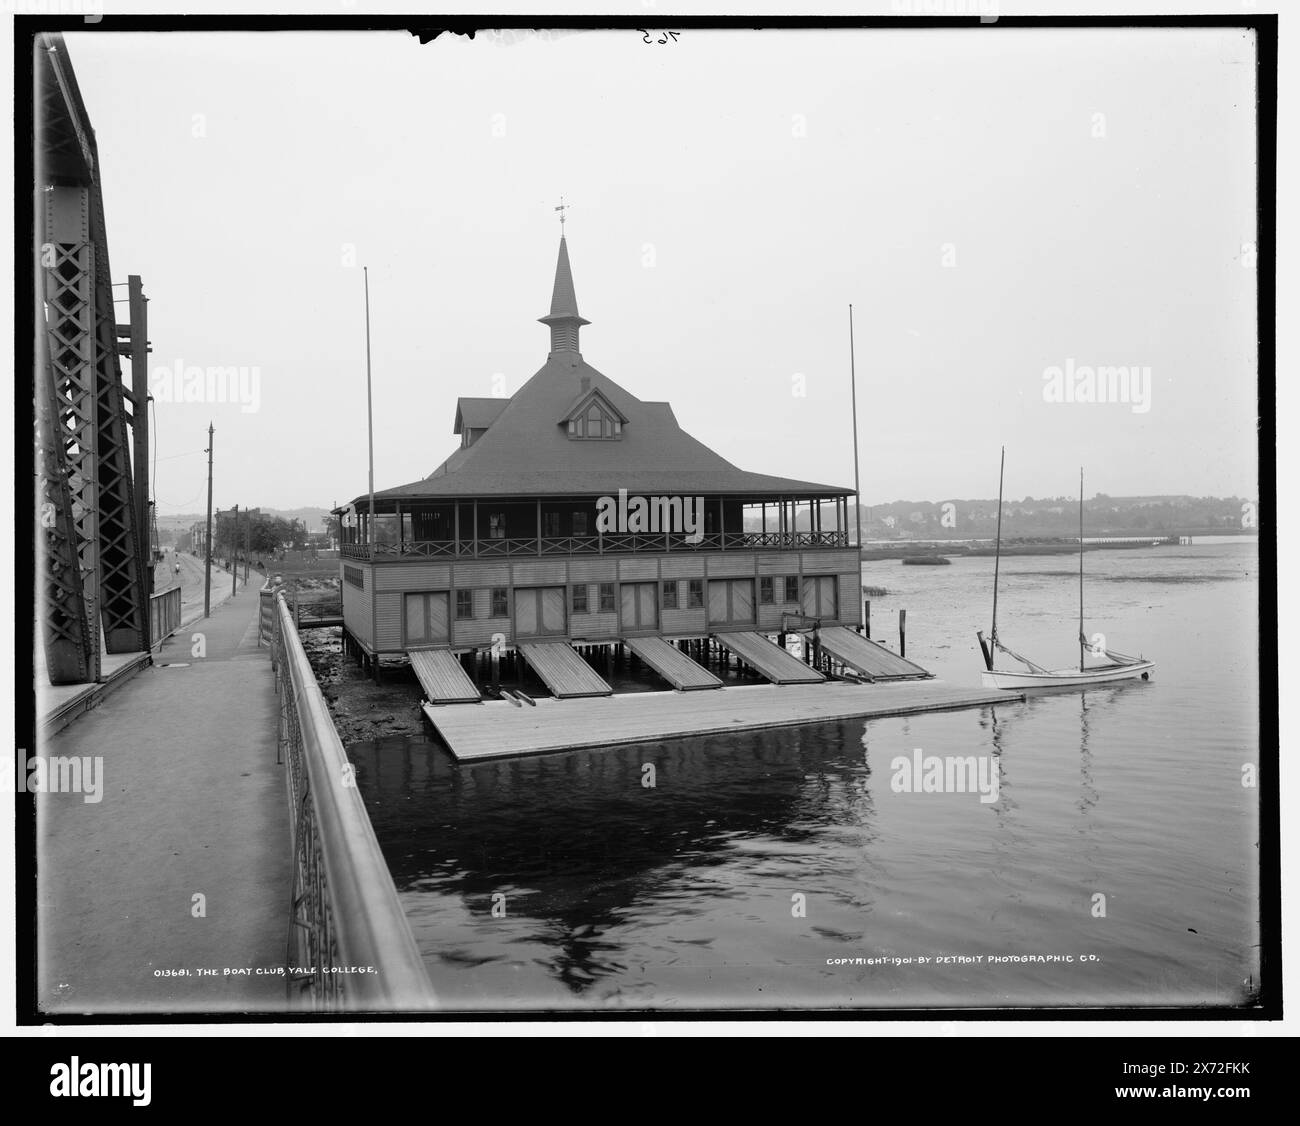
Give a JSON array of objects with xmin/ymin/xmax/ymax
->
[{"xmin": 539, "ymin": 234, "xmax": 590, "ymax": 355}]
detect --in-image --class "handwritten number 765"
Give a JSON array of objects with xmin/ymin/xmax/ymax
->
[{"xmin": 639, "ymin": 30, "xmax": 680, "ymax": 44}]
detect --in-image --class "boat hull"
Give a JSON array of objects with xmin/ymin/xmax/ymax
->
[{"xmin": 980, "ymin": 661, "xmax": 1154, "ymax": 691}]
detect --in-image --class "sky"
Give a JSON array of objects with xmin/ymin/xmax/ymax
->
[{"xmin": 60, "ymin": 25, "xmax": 1261, "ymax": 516}]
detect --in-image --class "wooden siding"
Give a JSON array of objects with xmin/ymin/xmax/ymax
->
[
  {"xmin": 374, "ymin": 562, "xmax": 451, "ymax": 590},
  {"xmin": 801, "ymin": 553, "xmax": 845, "ymax": 575},
  {"xmin": 375, "ymin": 592, "xmax": 403, "ymax": 650},
  {"xmin": 342, "ymin": 578, "xmax": 374, "ymax": 649},
  {"xmin": 660, "ymin": 555, "xmax": 706, "ymax": 578},
  {"xmin": 513, "ymin": 560, "xmax": 568, "ymax": 585},
  {"xmin": 451, "ymin": 561, "xmax": 510, "ymax": 587},
  {"xmin": 756, "ymin": 552, "xmax": 800, "ymax": 573},
  {"xmin": 569, "ymin": 611, "xmax": 620, "ymax": 640},
  {"xmin": 453, "ymin": 613, "xmax": 512, "ymax": 648},
  {"xmin": 838, "ymin": 574, "xmax": 860, "ymax": 623},
  {"xmin": 661, "ymin": 607, "xmax": 708, "ymax": 636},
  {"xmin": 703, "ymin": 554, "xmax": 756, "ymax": 578},
  {"xmin": 569, "ymin": 557, "xmax": 618, "ymax": 581},
  {"xmin": 618, "ymin": 557, "xmax": 659, "ymax": 581}
]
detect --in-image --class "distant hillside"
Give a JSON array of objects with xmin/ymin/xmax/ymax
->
[
  {"xmin": 156, "ymin": 506, "xmax": 332, "ymax": 535},
  {"xmin": 847, "ymin": 494, "xmax": 1259, "ymax": 539},
  {"xmin": 742, "ymin": 494, "xmax": 1259, "ymax": 539}
]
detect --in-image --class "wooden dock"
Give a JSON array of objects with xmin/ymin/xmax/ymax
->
[{"xmin": 423, "ymin": 680, "xmax": 1021, "ymax": 761}]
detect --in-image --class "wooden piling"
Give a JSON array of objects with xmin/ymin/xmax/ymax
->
[{"xmin": 899, "ymin": 608, "xmax": 907, "ymax": 658}]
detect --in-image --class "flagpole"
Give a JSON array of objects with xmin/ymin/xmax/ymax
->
[
  {"xmin": 849, "ymin": 304, "xmax": 864, "ymax": 629},
  {"xmin": 365, "ymin": 266, "xmax": 375, "ymax": 559}
]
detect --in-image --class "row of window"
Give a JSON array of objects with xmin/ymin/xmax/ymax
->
[
  {"xmin": 343, "ymin": 565, "xmax": 365, "ymax": 589},
  {"xmin": 448, "ymin": 576, "xmax": 820, "ymax": 620}
]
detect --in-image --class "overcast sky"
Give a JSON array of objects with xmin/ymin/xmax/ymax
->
[{"xmin": 62, "ymin": 25, "xmax": 1259, "ymax": 516}]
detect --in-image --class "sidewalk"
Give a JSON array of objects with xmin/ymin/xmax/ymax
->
[{"xmin": 36, "ymin": 586, "xmax": 293, "ymax": 1014}]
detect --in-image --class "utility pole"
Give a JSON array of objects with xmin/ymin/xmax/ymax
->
[
  {"xmin": 232, "ymin": 503, "xmax": 239, "ymax": 598},
  {"xmin": 204, "ymin": 422, "xmax": 214, "ymax": 617},
  {"xmin": 244, "ymin": 507, "xmax": 251, "ymax": 585}
]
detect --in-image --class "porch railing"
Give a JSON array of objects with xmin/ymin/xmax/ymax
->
[
  {"xmin": 267, "ymin": 591, "xmax": 436, "ymax": 1011},
  {"xmin": 341, "ymin": 529, "xmax": 847, "ymax": 561}
]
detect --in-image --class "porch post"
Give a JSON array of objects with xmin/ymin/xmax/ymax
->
[
  {"xmin": 537, "ymin": 499, "xmax": 543, "ymax": 554},
  {"xmin": 454, "ymin": 502, "xmax": 460, "ymax": 556}
]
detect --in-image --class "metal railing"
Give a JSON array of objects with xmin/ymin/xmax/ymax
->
[
  {"xmin": 149, "ymin": 585, "xmax": 183, "ymax": 648},
  {"xmin": 268, "ymin": 592, "xmax": 436, "ymax": 1011},
  {"xmin": 340, "ymin": 529, "xmax": 848, "ymax": 561}
]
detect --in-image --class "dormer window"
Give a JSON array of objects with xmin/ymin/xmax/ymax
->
[{"xmin": 561, "ymin": 387, "xmax": 626, "ymax": 441}]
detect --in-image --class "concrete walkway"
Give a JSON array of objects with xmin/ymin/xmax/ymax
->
[{"xmin": 37, "ymin": 586, "xmax": 293, "ymax": 1014}]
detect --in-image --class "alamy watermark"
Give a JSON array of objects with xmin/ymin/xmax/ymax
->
[
  {"xmin": 3, "ymin": 750, "xmax": 103, "ymax": 803},
  {"xmin": 151, "ymin": 360, "xmax": 261, "ymax": 413},
  {"xmin": 1042, "ymin": 359, "xmax": 1152, "ymax": 414},
  {"xmin": 595, "ymin": 489, "xmax": 705, "ymax": 544},
  {"xmin": 890, "ymin": 748, "xmax": 1000, "ymax": 804}
]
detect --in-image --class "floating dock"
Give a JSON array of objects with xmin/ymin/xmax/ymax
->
[
  {"xmin": 624, "ymin": 636, "xmax": 723, "ymax": 691},
  {"xmin": 713, "ymin": 631, "xmax": 826, "ymax": 684},
  {"xmin": 423, "ymin": 680, "xmax": 1021, "ymax": 761}
]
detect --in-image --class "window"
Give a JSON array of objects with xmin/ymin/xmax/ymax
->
[
  {"xmin": 543, "ymin": 511, "xmax": 561, "ymax": 537},
  {"xmin": 343, "ymin": 565, "xmax": 364, "ymax": 590},
  {"xmin": 573, "ymin": 511, "xmax": 589, "ymax": 536},
  {"xmin": 662, "ymin": 580, "xmax": 678, "ymax": 609},
  {"xmin": 488, "ymin": 513, "xmax": 507, "ymax": 539},
  {"xmin": 456, "ymin": 589, "xmax": 474, "ymax": 619},
  {"xmin": 491, "ymin": 587, "xmax": 508, "ymax": 617},
  {"xmin": 572, "ymin": 584, "xmax": 588, "ymax": 614},
  {"xmin": 783, "ymin": 576, "xmax": 799, "ymax": 603},
  {"xmin": 598, "ymin": 582, "xmax": 616, "ymax": 613},
  {"xmin": 562, "ymin": 389, "xmax": 626, "ymax": 441},
  {"xmin": 687, "ymin": 579, "xmax": 704, "ymax": 609},
  {"xmin": 759, "ymin": 576, "xmax": 774, "ymax": 604}
]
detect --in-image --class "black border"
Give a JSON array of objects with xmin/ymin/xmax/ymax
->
[{"xmin": 12, "ymin": 10, "xmax": 1281, "ymax": 1027}]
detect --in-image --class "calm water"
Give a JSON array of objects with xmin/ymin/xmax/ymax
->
[{"xmin": 350, "ymin": 541, "xmax": 1261, "ymax": 1010}]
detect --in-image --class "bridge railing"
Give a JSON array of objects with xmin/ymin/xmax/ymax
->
[
  {"xmin": 268, "ymin": 591, "xmax": 436, "ymax": 1011},
  {"xmin": 149, "ymin": 585, "xmax": 183, "ymax": 648}
]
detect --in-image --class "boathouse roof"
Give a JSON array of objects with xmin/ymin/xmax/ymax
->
[{"xmin": 348, "ymin": 234, "xmax": 853, "ymax": 505}]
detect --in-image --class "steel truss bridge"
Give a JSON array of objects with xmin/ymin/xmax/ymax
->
[{"xmin": 36, "ymin": 32, "xmax": 152, "ymax": 684}]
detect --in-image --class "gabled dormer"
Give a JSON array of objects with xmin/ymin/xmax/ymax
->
[
  {"xmin": 560, "ymin": 381, "xmax": 627, "ymax": 440},
  {"xmin": 454, "ymin": 396, "xmax": 509, "ymax": 448}
]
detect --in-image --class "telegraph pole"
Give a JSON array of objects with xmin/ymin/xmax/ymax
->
[
  {"xmin": 203, "ymin": 422, "xmax": 213, "ymax": 617},
  {"xmin": 232, "ymin": 503, "xmax": 239, "ymax": 598},
  {"xmin": 244, "ymin": 507, "xmax": 251, "ymax": 585}
]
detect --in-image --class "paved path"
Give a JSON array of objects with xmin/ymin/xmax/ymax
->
[{"xmin": 37, "ymin": 586, "xmax": 293, "ymax": 1014}]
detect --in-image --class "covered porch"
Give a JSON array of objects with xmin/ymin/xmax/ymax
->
[{"xmin": 337, "ymin": 493, "xmax": 854, "ymax": 560}]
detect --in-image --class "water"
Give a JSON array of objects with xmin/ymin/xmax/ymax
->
[{"xmin": 349, "ymin": 541, "xmax": 1261, "ymax": 1010}]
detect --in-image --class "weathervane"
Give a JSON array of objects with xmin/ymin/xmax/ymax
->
[{"xmin": 554, "ymin": 196, "xmax": 569, "ymax": 227}]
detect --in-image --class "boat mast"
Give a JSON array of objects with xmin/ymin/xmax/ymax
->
[
  {"xmin": 1079, "ymin": 466, "xmax": 1085, "ymax": 671},
  {"xmin": 991, "ymin": 446, "xmax": 1005, "ymax": 648}
]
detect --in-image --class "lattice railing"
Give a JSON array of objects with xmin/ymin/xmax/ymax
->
[{"xmin": 339, "ymin": 529, "xmax": 849, "ymax": 561}]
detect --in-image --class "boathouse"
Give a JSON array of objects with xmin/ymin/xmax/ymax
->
[{"xmin": 334, "ymin": 232, "xmax": 901, "ymax": 700}]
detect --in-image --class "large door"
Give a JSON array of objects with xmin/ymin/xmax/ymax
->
[
  {"xmin": 800, "ymin": 576, "xmax": 838, "ymax": 620},
  {"xmin": 404, "ymin": 592, "xmax": 450, "ymax": 646},
  {"xmin": 619, "ymin": 582, "xmax": 658, "ymax": 633},
  {"xmin": 516, "ymin": 586, "xmax": 567, "ymax": 638},
  {"xmin": 707, "ymin": 578, "xmax": 756, "ymax": 627}
]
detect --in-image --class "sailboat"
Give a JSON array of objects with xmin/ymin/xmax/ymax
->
[{"xmin": 976, "ymin": 452, "xmax": 1154, "ymax": 690}]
